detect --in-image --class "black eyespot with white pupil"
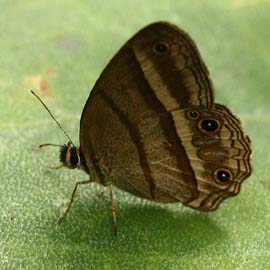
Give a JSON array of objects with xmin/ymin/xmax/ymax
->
[
  {"xmin": 188, "ymin": 110, "xmax": 199, "ymax": 119},
  {"xmin": 199, "ymin": 119, "xmax": 220, "ymax": 132},
  {"xmin": 154, "ymin": 42, "xmax": 168, "ymax": 54},
  {"xmin": 217, "ymin": 170, "xmax": 230, "ymax": 182},
  {"xmin": 214, "ymin": 168, "xmax": 233, "ymax": 183}
]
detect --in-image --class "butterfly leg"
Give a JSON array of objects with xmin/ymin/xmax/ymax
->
[
  {"xmin": 91, "ymin": 157, "xmax": 117, "ymax": 234},
  {"xmin": 109, "ymin": 184, "xmax": 117, "ymax": 235},
  {"xmin": 58, "ymin": 179, "xmax": 92, "ymax": 224}
]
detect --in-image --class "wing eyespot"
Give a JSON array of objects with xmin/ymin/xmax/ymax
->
[
  {"xmin": 186, "ymin": 109, "xmax": 200, "ymax": 120},
  {"xmin": 213, "ymin": 168, "xmax": 234, "ymax": 184},
  {"xmin": 153, "ymin": 42, "xmax": 169, "ymax": 54},
  {"xmin": 198, "ymin": 118, "xmax": 221, "ymax": 133}
]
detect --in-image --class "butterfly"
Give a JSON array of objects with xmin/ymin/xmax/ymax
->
[{"xmin": 33, "ymin": 21, "xmax": 252, "ymax": 234}]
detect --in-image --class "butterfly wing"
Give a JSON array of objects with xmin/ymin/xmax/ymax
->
[
  {"xmin": 80, "ymin": 22, "xmax": 252, "ymax": 209},
  {"xmin": 171, "ymin": 104, "xmax": 252, "ymax": 210},
  {"xmin": 90, "ymin": 21, "xmax": 214, "ymax": 109}
]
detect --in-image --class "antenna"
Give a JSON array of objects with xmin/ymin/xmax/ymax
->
[{"xmin": 31, "ymin": 90, "xmax": 75, "ymax": 146}]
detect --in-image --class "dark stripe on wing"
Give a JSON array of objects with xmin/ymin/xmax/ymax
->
[
  {"xmin": 133, "ymin": 22, "xmax": 214, "ymax": 109},
  {"xmin": 99, "ymin": 90, "xmax": 157, "ymax": 199},
  {"xmin": 130, "ymin": 50, "xmax": 199, "ymax": 201}
]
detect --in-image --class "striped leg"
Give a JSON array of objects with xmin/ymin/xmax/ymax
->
[
  {"xmin": 109, "ymin": 184, "xmax": 117, "ymax": 235},
  {"xmin": 58, "ymin": 179, "xmax": 92, "ymax": 224}
]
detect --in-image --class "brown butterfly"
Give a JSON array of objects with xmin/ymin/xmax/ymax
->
[{"xmin": 33, "ymin": 21, "xmax": 252, "ymax": 234}]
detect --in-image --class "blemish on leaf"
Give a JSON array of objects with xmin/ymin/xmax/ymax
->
[
  {"xmin": 260, "ymin": 179, "xmax": 270, "ymax": 189},
  {"xmin": 24, "ymin": 75, "xmax": 51, "ymax": 96},
  {"xmin": 46, "ymin": 68, "xmax": 57, "ymax": 77},
  {"xmin": 230, "ymin": 0, "xmax": 268, "ymax": 6},
  {"xmin": 55, "ymin": 35, "xmax": 83, "ymax": 50}
]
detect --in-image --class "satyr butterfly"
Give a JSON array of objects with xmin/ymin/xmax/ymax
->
[{"xmin": 32, "ymin": 21, "xmax": 252, "ymax": 234}]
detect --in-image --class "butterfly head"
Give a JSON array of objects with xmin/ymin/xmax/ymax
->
[
  {"xmin": 60, "ymin": 142, "xmax": 81, "ymax": 169},
  {"xmin": 30, "ymin": 91, "xmax": 87, "ymax": 171}
]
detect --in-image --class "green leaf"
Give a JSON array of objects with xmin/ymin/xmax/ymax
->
[{"xmin": 1, "ymin": 0, "xmax": 270, "ymax": 269}]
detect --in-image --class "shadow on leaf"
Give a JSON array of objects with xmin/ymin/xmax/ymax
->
[{"xmin": 46, "ymin": 194, "xmax": 227, "ymax": 257}]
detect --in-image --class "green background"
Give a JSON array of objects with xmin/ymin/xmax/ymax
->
[{"xmin": 1, "ymin": 0, "xmax": 269, "ymax": 269}]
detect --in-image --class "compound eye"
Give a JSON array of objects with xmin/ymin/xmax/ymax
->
[
  {"xmin": 213, "ymin": 168, "xmax": 233, "ymax": 184},
  {"xmin": 198, "ymin": 118, "xmax": 220, "ymax": 133},
  {"xmin": 69, "ymin": 147, "xmax": 79, "ymax": 167}
]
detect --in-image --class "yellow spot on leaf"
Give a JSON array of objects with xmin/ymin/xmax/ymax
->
[
  {"xmin": 230, "ymin": 0, "xmax": 269, "ymax": 6},
  {"xmin": 24, "ymin": 75, "xmax": 51, "ymax": 96}
]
